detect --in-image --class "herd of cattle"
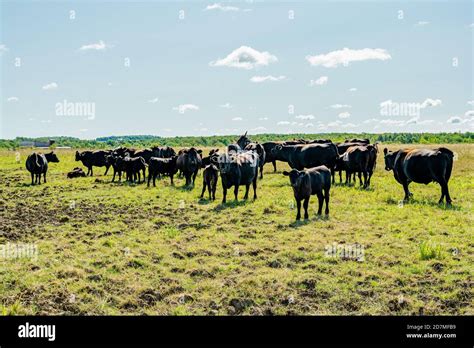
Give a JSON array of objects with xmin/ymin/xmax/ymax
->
[{"xmin": 24, "ymin": 133, "xmax": 455, "ymax": 220}]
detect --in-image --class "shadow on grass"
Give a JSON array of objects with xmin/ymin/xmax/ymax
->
[
  {"xmin": 289, "ymin": 214, "xmax": 329, "ymax": 228},
  {"xmin": 386, "ymin": 197, "xmax": 461, "ymax": 211},
  {"xmin": 212, "ymin": 199, "xmax": 251, "ymax": 211}
]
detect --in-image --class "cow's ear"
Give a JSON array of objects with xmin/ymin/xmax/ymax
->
[
  {"xmin": 282, "ymin": 171, "xmax": 290, "ymax": 176},
  {"xmin": 197, "ymin": 149, "xmax": 202, "ymax": 154},
  {"xmin": 383, "ymin": 148, "xmax": 388, "ymax": 155}
]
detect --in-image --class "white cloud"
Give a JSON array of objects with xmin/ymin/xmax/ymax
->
[
  {"xmin": 252, "ymin": 126, "xmax": 267, "ymax": 133},
  {"xmin": 232, "ymin": 117, "xmax": 243, "ymax": 121},
  {"xmin": 295, "ymin": 114, "xmax": 314, "ymax": 120},
  {"xmin": 0, "ymin": 44, "xmax": 8, "ymax": 55},
  {"xmin": 469, "ymin": 23, "xmax": 474, "ymax": 28},
  {"xmin": 79, "ymin": 40, "xmax": 111, "ymax": 51},
  {"xmin": 277, "ymin": 121, "xmax": 290, "ymax": 125},
  {"xmin": 172, "ymin": 104, "xmax": 199, "ymax": 113},
  {"xmin": 42, "ymin": 82, "xmax": 58, "ymax": 90},
  {"xmin": 420, "ymin": 98, "xmax": 442, "ymax": 108},
  {"xmin": 258, "ymin": 117, "xmax": 269, "ymax": 121},
  {"xmin": 465, "ymin": 110, "xmax": 474, "ymax": 118},
  {"xmin": 340, "ymin": 123, "xmax": 358, "ymax": 128},
  {"xmin": 7, "ymin": 97, "xmax": 19, "ymax": 102},
  {"xmin": 327, "ymin": 120, "xmax": 342, "ymax": 127},
  {"xmin": 306, "ymin": 48, "xmax": 391, "ymax": 68},
  {"xmin": 204, "ymin": 3, "xmax": 239, "ymax": 11},
  {"xmin": 330, "ymin": 104, "xmax": 351, "ymax": 109},
  {"xmin": 338, "ymin": 112, "xmax": 351, "ymax": 119},
  {"xmin": 349, "ymin": 88, "xmax": 357, "ymax": 92},
  {"xmin": 309, "ymin": 76, "xmax": 328, "ymax": 86},
  {"xmin": 363, "ymin": 118, "xmax": 379, "ymax": 124},
  {"xmin": 219, "ymin": 102, "xmax": 233, "ymax": 109},
  {"xmin": 415, "ymin": 21, "xmax": 430, "ymax": 26},
  {"xmin": 447, "ymin": 116, "xmax": 463, "ymax": 124},
  {"xmin": 250, "ymin": 75, "xmax": 286, "ymax": 83},
  {"xmin": 148, "ymin": 97, "xmax": 159, "ymax": 103},
  {"xmin": 209, "ymin": 46, "xmax": 277, "ymax": 69},
  {"xmin": 467, "ymin": 100, "xmax": 474, "ymax": 106}
]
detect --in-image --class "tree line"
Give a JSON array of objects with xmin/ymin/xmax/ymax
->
[{"xmin": 1, "ymin": 132, "xmax": 473, "ymax": 150}]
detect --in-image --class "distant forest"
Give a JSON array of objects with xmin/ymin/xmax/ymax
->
[{"xmin": 1, "ymin": 132, "xmax": 473, "ymax": 150}]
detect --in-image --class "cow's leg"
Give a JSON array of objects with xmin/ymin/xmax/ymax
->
[
  {"xmin": 43, "ymin": 172, "xmax": 47, "ymax": 183},
  {"xmin": 212, "ymin": 183, "xmax": 216, "ymax": 200},
  {"xmin": 303, "ymin": 197, "xmax": 309, "ymax": 220},
  {"xmin": 31, "ymin": 172, "xmax": 34, "ymax": 185},
  {"xmin": 363, "ymin": 171, "xmax": 368, "ymax": 188},
  {"xmin": 234, "ymin": 185, "xmax": 239, "ymax": 201},
  {"xmin": 260, "ymin": 164, "xmax": 264, "ymax": 179},
  {"xmin": 208, "ymin": 183, "xmax": 212, "ymax": 200},
  {"xmin": 402, "ymin": 180, "xmax": 411, "ymax": 202},
  {"xmin": 331, "ymin": 168, "xmax": 335, "ymax": 184},
  {"xmin": 147, "ymin": 172, "xmax": 151, "ymax": 187},
  {"xmin": 104, "ymin": 165, "xmax": 110, "ymax": 176},
  {"xmin": 243, "ymin": 184, "xmax": 250, "ymax": 200},
  {"xmin": 170, "ymin": 174, "xmax": 174, "ymax": 185},
  {"xmin": 87, "ymin": 167, "xmax": 91, "ymax": 176},
  {"xmin": 345, "ymin": 171, "xmax": 350, "ymax": 184},
  {"xmin": 118, "ymin": 171, "xmax": 122, "ymax": 182},
  {"xmin": 200, "ymin": 179, "xmax": 206, "ymax": 198},
  {"xmin": 143, "ymin": 169, "xmax": 146, "ymax": 183},
  {"xmin": 438, "ymin": 179, "xmax": 452, "ymax": 205},
  {"xmin": 317, "ymin": 192, "xmax": 324, "ymax": 215},
  {"xmin": 324, "ymin": 187, "xmax": 330, "ymax": 215},
  {"xmin": 296, "ymin": 199, "xmax": 301, "ymax": 220},
  {"xmin": 272, "ymin": 160, "xmax": 277, "ymax": 172},
  {"xmin": 192, "ymin": 171, "xmax": 197, "ymax": 185},
  {"xmin": 222, "ymin": 186, "xmax": 227, "ymax": 204},
  {"xmin": 252, "ymin": 175, "xmax": 258, "ymax": 200},
  {"xmin": 112, "ymin": 170, "xmax": 116, "ymax": 182},
  {"xmin": 358, "ymin": 172, "xmax": 363, "ymax": 186},
  {"xmin": 338, "ymin": 170, "xmax": 342, "ymax": 183}
]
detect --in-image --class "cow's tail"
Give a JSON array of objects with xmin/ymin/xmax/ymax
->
[
  {"xmin": 33, "ymin": 153, "xmax": 40, "ymax": 168},
  {"xmin": 437, "ymin": 147, "xmax": 454, "ymax": 181},
  {"xmin": 140, "ymin": 157, "xmax": 148, "ymax": 167}
]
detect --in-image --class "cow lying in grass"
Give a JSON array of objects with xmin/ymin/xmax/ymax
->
[
  {"xmin": 67, "ymin": 167, "xmax": 86, "ymax": 178},
  {"xmin": 283, "ymin": 166, "xmax": 331, "ymax": 220},
  {"xmin": 384, "ymin": 147, "xmax": 454, "ymax": 205}
]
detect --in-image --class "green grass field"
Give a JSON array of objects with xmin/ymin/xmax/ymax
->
[{"xmin": 0, "ymin": 144, "xmax": 473, "ymax": 315}]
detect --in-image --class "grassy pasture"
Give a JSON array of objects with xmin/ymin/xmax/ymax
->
[{"xmin": 0, "ymin": 144, "xmax": 472, "ymax": 315}]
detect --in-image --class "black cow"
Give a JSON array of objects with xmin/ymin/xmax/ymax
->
[
  {"xmin": 113, "ymin": 147, "xmax": 136, "ymax": 157},
  {"xmin": 75, "ymin": 150, "xmax": 111, "ymax": 176},
  {"xmin": 283, "ymin": 166, "xmax": 331, "ymax": 220},
  {"xmin": 345, "ymin": 138, "xmax": 370, "ymax": 144},
  {"xmin": 67, "ymin": 167, "xmax": 86, "ymax": 178},
  {"xmin": 338, "ymin": 145, "xmax": 376, "ymax": 188},
  {"xmin": 25, "ymin": 152, "xmax": 59, "ymax": 185},
  {"xmin": 200, "ymin": 164, "xmax": 219, "ymax": 200},
  {"xmin": 132, "ymin": 148, "xmax": 161, "ymax": 164},
  {"xmin": 176, "ymin": 147, "xmax": 202, "ymax": 186},
  {"xmin": 123, "ymin": 155, "xmax": 147, "ymax": 183},
  {"xmin": 105, "ymin": 155, "xmax": 127, "ymax": 182},
  {"xmin": 201, "ymin": 149, "xmax": 220, "ymax": 168},
  {"xmin": 218, "ymin": 151, "xmax": 259, "ymax": 204},
  {"xmin": 335, "ymin": 142, "xmax": 369, "ymax": 183},
  {"xmin": 262, "ymin": 141, "xmax": 286, "ymax": 172},
  {"xmin": 236, "ymin": 132, "xmax": 267, "ymax": 179},
  {"xmin": 307, "ymin": 139, "xmax": 333, "ymax": 144},
  {"xmin": 384, "ymin": 147, "xmax": 454, "ymax": 205},
  {"xmin": 148, "ymin": 156, "xmax": 178, "ymax": 186},
  {"xmin": 271, "ymin": 143, "xmax": 339, "ymax": 181},
  {"xmin": 154, "ymin": 146, "xmax": 176, "ymax": 158}
]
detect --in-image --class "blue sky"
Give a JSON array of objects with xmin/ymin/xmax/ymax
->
[{"xmin": 1, "ymin": 0, "xmax": 473, "ymax": 139}]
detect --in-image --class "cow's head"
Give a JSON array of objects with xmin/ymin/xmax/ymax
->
[
  {"xmin": 218, "ymin": 153, "xmax": 238, "ymax": 174},
  {"xmin": 75, "ymin": 151, "xmax": 81, "ymax": 161},
  {"xmin": 46, "ymin": 151, "xmax": 60, "ymax": 163},
  {"xmin": 283, "ymin": 169, "xmax": 306, "ymax": 189},
  {"xmin": 383, "ymin": 148, "xmax": 396, "ymax": 171},
  {"xmin": 236, "ymin": 131, "xmax": 251, "ymax": 149}
]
